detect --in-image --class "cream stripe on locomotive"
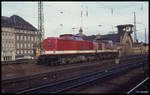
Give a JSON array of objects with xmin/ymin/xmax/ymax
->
[
  {"xmin": 97, "ymin": 50, "xmax": 118, "ymax": 52},
  {"xmin": 44, "ymin": 50, "xmax": 118, "ymax": 55}
]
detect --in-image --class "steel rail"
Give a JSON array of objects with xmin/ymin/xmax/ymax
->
[
  {"xmin": 2, "ymin": 55, "xmax": 148, "ymax": 93},
  {"xmin": 3, "ymin": 54, "xmax": 147, "ymax": 81},
  {"xmin": 127, "ymin": 77, "xmax": 149, "ymax": 94},
  {"xmin": 17, "ymin": 59, "xmax": 148, "ymax": 94}
]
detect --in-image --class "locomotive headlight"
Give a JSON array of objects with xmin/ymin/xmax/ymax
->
[
  {"xmin": 123, "ymin": 28, "xmax": 126, "ymax": 31},
  {"xmin": 126, "ymin": 27, "xmax": 131, "ymax": 32}
]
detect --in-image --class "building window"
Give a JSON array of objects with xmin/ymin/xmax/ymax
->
[
  {"xmin": 34, "ymin": 37, "xmax": 36, "ymax": 42},
  {"xmin": 31, "ymin": 37, "xmax": 33, "ymax": 41},
  {"xmin": 2, "ymin": 44, "xmax": 4, "ymax": 48},
  {"xmin": 24, "ymin": 36, "xmax": 26, "ymax": 41},
  {"xmin": 17, "ymin": 35, "xmax": 19, "ymax": 40},
  {"xmin": 21, "ymin": 50, "xmax": 23, "ymax": 54},
  {"xmin": 24, "ymin": 43, "xmax": 26, "ymax": 48},
  {"xmin": 28, "ymin": 36, "xmax": 30, "ymax": 41},
  {"xmin": 5, "ymin": 34, "xmax": 7, "ymax": 40},
  {"xmin": 22, "ymin": 36, "xmax": 24, "ymax": 40},
  {"xmin": 11, "ymin": 35, "xmax": 13, "ymax": 39},
  {"xmin": 9, "ymin": 33, "xmax": 11, "ymax": 39},
  {"xmin": 22, "ymin": 35, "xmax": 24, "ymax": 40},
  {"xmin": 31, "ymin": 50, "xmax": 33, "ymax": 54},
  {"xmin": 36, "ymin": 37, "xmax": 38, "ymax": 42},
  {"xmin": 19, "ymin": 35, "xmax": 21, "ymax": 40},
  {"xmin": 10, "ymin": 43, "xmax": 11, "ymax": 48},
  {"xmin": 8, "ymin": 44, "xmax": 9, "ymax": 48},
  {"xmin": 17, "ymin": 50, "xmax": 19, "ymax": 54},
  {"xmin": 17, "ymin": 43, "xmax": 19, "ymax": 49},
  {"xmin": 25, "ymin": 50, "xmax": 27, "ymax": 54},
  {"xmin": 7, "ymin": 33, "xmax": 9, "ymax": 39},
  {"xmin": 20, "ymin": 35, "xmax": 22, "ymax": 40},
  {"xmin": 21, "ymin": 35, "xmax": 23, "ymax": 40},
  {"xmin": 10, "ymin": 34, "xmax": 12, "ymax": 39},
  {"xmin": 31, "ymin": 44, "xmax": 33, "ymax": 49},
  {"xmin": 21, "ymin": 43, "xmax": 22, "ymax": 48},
  {"xmin": 28, "ymin": 43, "xmax": 30, "ymax": 48}
]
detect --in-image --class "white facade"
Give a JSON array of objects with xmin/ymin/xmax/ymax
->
[
  {"xmin": 15, "ymin": 29, "xmax": 39, "ymax": 60},
  {"xmin": 1, "ymin": 27, "xmax": 39, "ymax": 62},
  {"xmin": 1, "ymin": 27, "xmax": 16, "ymax": 61}
]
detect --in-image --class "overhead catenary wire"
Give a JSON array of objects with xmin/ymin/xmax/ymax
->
[{"xmin": 43, "ymin": 2, "xmax": 147, "ymax": 41}]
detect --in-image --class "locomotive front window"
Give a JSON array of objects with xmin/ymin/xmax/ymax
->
[
  {"xmin": 70, "ymin": 36, "xmax": 74, "ymax": 40},
  {"xmin": 47, "ymin": 43, "xmax": 52, "ymax": 47}
]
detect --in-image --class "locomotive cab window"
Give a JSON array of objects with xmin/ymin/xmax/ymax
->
[
  {"xmin": 70, "ymin": 36, "xmax": 74, "ymax": 40},
  {"xmin": 47, "ymin": 43, "xmax": 52, "ymax": 47}
]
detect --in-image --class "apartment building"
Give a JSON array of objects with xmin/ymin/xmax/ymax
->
[{"xmin": 1, "ymin": 15, "xmax": 39, "ymax": 61}]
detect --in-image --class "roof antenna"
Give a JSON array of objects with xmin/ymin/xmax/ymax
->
[
  {"xmin": 111, "ymin": 8, "xmax": 113, "ymax": 15},
  {"xmin": 141, "ymin": 4, "xmax": 143, "ymax": 11},
  {"xmin": 80, "ymin": 4, "xmax": 84, "ymax": 32}
]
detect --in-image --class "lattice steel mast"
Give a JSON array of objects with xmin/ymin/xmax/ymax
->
[
  {"xmin": 145, "ymin": 28, "xmax": 147, "ymax": 43},
  {"xmin": 134, "ymin": 12, "xmax": 137, "ymax": 43},
  {"xmin": 38, "ymin": 1, "xmax": 44, "ymax": 51}
]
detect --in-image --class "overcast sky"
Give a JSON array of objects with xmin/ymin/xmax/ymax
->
[{"xmin": 2, "ymin": 1, "xmax": 149, "ymax": 43}]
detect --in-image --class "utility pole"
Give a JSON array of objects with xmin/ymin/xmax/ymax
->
[
  {"xmin": 38, "ymin": 1, "xmax": 44, "ymax": 55},
  {"xmin": 145, "ymin": 28, "xmax": 147, "ymax": 43},
  {"xmin": 134, "ymin": 12, "xmax": 137, "ymax": 43}
]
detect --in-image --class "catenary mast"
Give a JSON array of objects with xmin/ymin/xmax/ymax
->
[{"xmin": 38, "ymin": 1, "xmax": 44, "ymax": 54}]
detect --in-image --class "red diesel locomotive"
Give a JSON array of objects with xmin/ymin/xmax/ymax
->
[{"xmin": 37, "ymin": 34, "xmax": 118, "ymax": 65}]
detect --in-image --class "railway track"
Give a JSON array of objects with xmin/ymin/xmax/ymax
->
[
  {"xmin": 2, "ymin": 54, "xmax": 148, "ymax": 93},
  {"xmin": 2, "ymin": 59, "xmax": 35, "ymax": 65},
  {"xmin": 62, "ymin": 60, "xmax": 148, "ymax": 94},
  {"xmin": 127, "ymin": 77, "xmax": 149, "ymax": 94},
  {"xmin": 2, "ymin": 54, "xmax": 147, "ymax": 79},
  {"xmin": 2, "ymin": 54, "xmax": 147, "ymax": 65},
  {"xmin": 17, "ymin": 59, "xmax": 148, "ymax": 94},
  {"xmin": 2, "ymin": 54, "xmax": 147, "ymax": 80}
]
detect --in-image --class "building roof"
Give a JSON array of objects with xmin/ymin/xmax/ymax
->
[
  {"xmin": 82, "ymin": 35, "xmax": 97, "ymax": 41},
  {"xmin": 82, "ymin": 33, "xmax": 121, "ymax": 43},
  {"xmin": 2, "ymin": 15, "xmax": 37, "ymax": 31},
  {"xmin": 60, "ymin": 34, "xmax": 74, "ymax": 37},
  {"xmin": 101, "ymin": 34, "xmax": 121, "ymax": 43},
  {"xmin": 116, "ymin": 24, "xmax": 134, "ymax": 27},
  {"xmin": 82, "ymin": 24, "xmax": 134, "ymax": 43}
]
